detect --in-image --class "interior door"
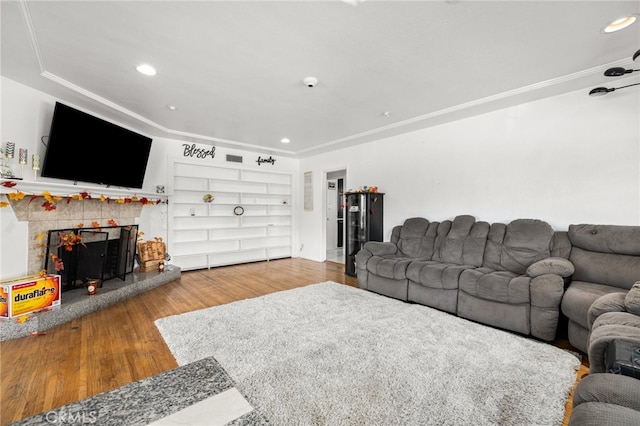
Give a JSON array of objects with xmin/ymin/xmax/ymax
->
[{"xmin": 326, "ymin": 179, "xmax": 338, "ymax": 249}]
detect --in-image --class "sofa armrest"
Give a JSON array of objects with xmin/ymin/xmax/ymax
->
[
  {"xmin": 526, "ymin": 257, "xmax": 575, "ymax": 278},
  {"xmin": 588, "ymin": 293, "xmax": 627, "ymax": 329},
  {"xmin": 362, "ymin": 241, "xmax": 398, "ymax": 257}
]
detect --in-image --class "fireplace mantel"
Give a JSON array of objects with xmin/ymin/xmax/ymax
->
[{"xmin": 0, "ymin": 179, "xmax": 166, "ymax": 201}]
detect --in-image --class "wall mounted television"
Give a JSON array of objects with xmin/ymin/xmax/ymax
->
[{"xmin": 41, "ymin": 102, "xmax": 153, "ymax": 189}]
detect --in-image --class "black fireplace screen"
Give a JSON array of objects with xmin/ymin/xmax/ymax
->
[{"xmin": 44, "ymin": 225, "xmax": 139, "ymax": 292}]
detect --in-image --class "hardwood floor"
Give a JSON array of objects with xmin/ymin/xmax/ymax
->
[{"xmin": 0, "ymin": 258, "xmax": 587, "ymax": 425}]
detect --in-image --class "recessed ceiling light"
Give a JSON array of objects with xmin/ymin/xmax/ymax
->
[
  {"xmin": 602, "ymin": 15, "xmax": 638, "ymax": 33},
  {"xmin": 383, "ymin": 111, "xmax": 392, "ymax": 117},
  {"xmin": 136, "ymin": 64, "xmax": 156, "ymax": 76},
  {"xmin": 281, "ymin": 138, "xmax": 290, "ymax": 144},
  {"xmin": 168, "ymin": 105, "xmax": 177, "ymax": 110}
]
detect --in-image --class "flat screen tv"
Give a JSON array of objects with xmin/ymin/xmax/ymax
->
[{"xmin": 41, "ymin": 102, "xmax": 153, "ymax": 189}]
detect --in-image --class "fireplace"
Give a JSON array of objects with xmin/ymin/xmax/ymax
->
[
  {"xmin": 6, "ymin": 197, "xmax": 144, "ymax": 277},
  {"xmin": 44, "ymin": 225, "xmax": 139, "ymax": 292}
]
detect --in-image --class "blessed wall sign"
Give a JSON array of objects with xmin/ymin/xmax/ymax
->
[{"xmin": 182, "ymin": 143, "xmax": 216, "ymax": 159}]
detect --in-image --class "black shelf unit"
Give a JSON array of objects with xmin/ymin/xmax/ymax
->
[{"xmin": 344, "ymin": 192, "xmax": 384, "ymax": 276}]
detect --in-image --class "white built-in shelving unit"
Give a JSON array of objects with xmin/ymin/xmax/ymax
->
[{"xmin": 169, "ymin": 159, "xmax": 293, "ymax": 271}]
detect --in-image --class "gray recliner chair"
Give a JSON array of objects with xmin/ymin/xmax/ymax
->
[
  {"xmin": 560, "ymin": 224, "xmax": 640, "ymax": 353},
  {"xmin": 568, "ymin": 282, "xmax": 640, "ymax": 425}
]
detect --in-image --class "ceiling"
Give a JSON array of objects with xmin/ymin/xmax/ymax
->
[{"xmin": 2, "ymin": 1, "xmax": 639, "ymax": 158}]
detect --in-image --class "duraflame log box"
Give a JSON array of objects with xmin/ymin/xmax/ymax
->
[
  {"xmin": 137, "ymin": 240, "xmax": 166, "ymax": 272},
  {"xmin": 0, "ymin": 274, "xmax": 61, "ymax": 318}
]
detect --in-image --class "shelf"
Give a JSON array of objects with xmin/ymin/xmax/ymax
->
[{"xmin": 169, "ymin": 159, "xmax": 293, "ymax": 271}]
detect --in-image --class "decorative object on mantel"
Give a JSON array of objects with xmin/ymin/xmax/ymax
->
[
  {"xmin": 31, "ymin": 154, "xmax": 40, "ymax": 181},
  {"xmin": 0, "ymin": 180, "xmax": 163, "ymax": 211},
  {"xmin": 18, "ymin": 148, "xmax": 27, "ymax": 179},
  {"xmin": 0, "ymin": 144, "xmax": 17, "ymax": 179},
  {"xmin": 203, "ymin": 193, "xmax": 214, "ymax": 203},
  {"xmin": 256, "ymin": 155, "xmax": 276, "ymax": 166},
  {"xmin": 589, "ymin": 48, "xmax": 640, "ymax": 96},
  {"xmin": 5, "ymin": 142, "xmax": 15, "ymax": 159}
]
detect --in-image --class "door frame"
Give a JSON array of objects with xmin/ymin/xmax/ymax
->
[{"xmin": 321, "ymin": 168, "xmax": 347, "ymax": 261}]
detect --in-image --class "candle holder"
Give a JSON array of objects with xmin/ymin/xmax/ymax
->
[
  {"xmin": 18, "ymin": 149, "xmax": 27, "ymax": 178},
  {"xmin": 0, "ymin": 144, "xmax": 16, "ymax": 178},
  {"xmin": 5, "ymin": 142, "xmax": 15, "ymax": 159},
  {"xmin": 32, "ymin": 154, "xmax": 40, "ymax": 181}
]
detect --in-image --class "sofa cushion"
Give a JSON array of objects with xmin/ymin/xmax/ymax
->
[
  {"xmin": 561, "ymin": 281, "xmax": 627, "ymax": 328},
  {"xmin": 568, "ymin": 224, "xmax": 640, "ymax": 291},
  {"xmin": 459, "ymin": 267, "xmax": 530, "ymax": 304},
  {"xmin": 366, "ymin": 255, "xmax": 414, "ymax": 280},
  {"xmin": 396, "ymin": 217, "xmax": 440, "ymax": 259},
  {"xmin": 572, "ymin": 373, "xmax": 640, "ymax": 413},
  {"xmin": 406, "ymin": 260, "xmax": 475, "ymax": 290},
  {"xmin": 570, "ymin": 247, "xmax": 640, "ymax": 290},
  {"xmin": 625, "ymin": 282, "xmax": 640, "ymax": 316},
  {"xmin": 483, "ymin": 219, "xmax": 554, "ymax": 274},
  {"xmin": 432, "ymin": 215, "xmax": 489, "ymax": 267},
  {"xmin": 501, "ymin": 219, "xmax": 554, "ymax": 274},
  {"xmin": 569, "ymin": 224, "xmax": 640, "ymax": 256}
]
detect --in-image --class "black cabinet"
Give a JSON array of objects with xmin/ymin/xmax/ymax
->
[{"xmin": 344, "ymin": 192, "xmax": 384, "ymax": 276}]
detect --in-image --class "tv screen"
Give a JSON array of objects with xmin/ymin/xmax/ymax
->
[{"xmin": 41, "ymin": 102, "xmax": 152, "ymax": 189}]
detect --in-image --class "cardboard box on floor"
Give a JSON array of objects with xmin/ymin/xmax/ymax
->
[{"xmin": 0, "ymin": 274, "xmax": 61, "ymax": 318}]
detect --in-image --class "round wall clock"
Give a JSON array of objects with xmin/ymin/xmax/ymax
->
[{"xmin": 234, "ymin": 206, "xmax": 244, "ymax": 216}]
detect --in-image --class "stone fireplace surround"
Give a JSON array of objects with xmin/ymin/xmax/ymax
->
[{"xmin": 9, "ymin": 197, "xmax": 144, "ymax": 275}]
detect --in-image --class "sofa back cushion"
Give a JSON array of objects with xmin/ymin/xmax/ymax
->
[
  {"xmin": 482, "ymin": 219, "xmax": 554, "ymax": 274},
  {"xmin": 395, "ymin": 217, "xmax": 440, "ymax": 259},
  {"xmin": 568, "ymin": 224, "xmax": 640, "ymax": 290},
  {"xmin": 432, "ymin": 215, "xmax": 489, "ymax": 267}
]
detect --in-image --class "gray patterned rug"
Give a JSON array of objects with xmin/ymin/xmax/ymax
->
[{"xmin": 155, "ymin": 281, "xmax": 580, "ymax": 426}]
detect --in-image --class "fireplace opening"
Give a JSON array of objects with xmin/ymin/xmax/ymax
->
[{"xmin": 44, "ymin": 225, "xmax": 138, "ymax": 292}]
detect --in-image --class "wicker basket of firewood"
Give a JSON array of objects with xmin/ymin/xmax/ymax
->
[{"xmin": 137, "ymin": 238, "xmax": 166, "ymax": 272}]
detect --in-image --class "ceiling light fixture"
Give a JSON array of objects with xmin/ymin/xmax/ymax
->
[
  {"xmin": 589, "ymin": 48, "xmax": 640, "ymax": 96},
  {"xmin": 589, "ymin": 83, "xmax": 640, "ymax": 96},
  {"xmin": 280, "ymin": 138, "xmax": 290, "ymax": 144},
  {"xmin": 168, "ymin": 105, "xmax": 177, "ymax": 110},
  {"xmin": 604, "ymin": 66, "xmax": 640, "ymax": 76},
  {"xmin": 602, "ymin": 14, "xmax": 638, "ymax": 33},
  {"xmin": 136, "ymin": 64, "xmax": 156, "ymax": 76}
]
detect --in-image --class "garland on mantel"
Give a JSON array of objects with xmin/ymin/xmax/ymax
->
[{"xmin": 0, "ymin": 181, "xmax": 163, "ymax": 211}]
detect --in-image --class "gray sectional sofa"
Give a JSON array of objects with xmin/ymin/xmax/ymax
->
[
  {"xmin": 356, "ymin": 215, "xmax": 640, "ymax": 344},
  {"xmin": 356, "ymin": 215, "xmax": 574, "ymax": 341}
]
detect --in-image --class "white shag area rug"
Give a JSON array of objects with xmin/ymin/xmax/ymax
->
[{"xmin": 155, "ymin": 281, "xmax": 580, "ymax": 426}]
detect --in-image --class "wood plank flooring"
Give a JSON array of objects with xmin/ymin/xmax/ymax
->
[{"xmin": 0, "ymin": 258, "xmax": 588, "ymax": 425}]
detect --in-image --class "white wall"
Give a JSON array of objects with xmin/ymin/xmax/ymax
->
[
  {"xmin": 298, "ymin": 84, "xmax": 640, "ymax": 262},
  {"xmin": 3, "ymin": 75, "xmax": 639, "ymax": 273}
]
